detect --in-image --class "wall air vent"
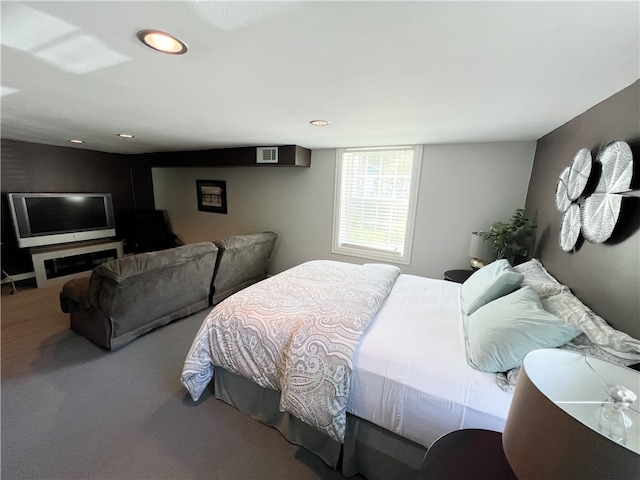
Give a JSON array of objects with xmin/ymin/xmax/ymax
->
[{"xmin": 257, "ymin": 147, "xmax": 278, "ymax": 163}]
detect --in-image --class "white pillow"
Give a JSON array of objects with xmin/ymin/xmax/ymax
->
[
  {"xmin": 461, "ymin": 259, "xmax": 524, "ymax": 314},
  {"xmin": 466, "ymin": 286, "xmax": 582, "ymax": 372}
]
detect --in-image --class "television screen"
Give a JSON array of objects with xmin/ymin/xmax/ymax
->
[
  {"xmin": 26, "ymin": 196, "xmax": 108, "ymax": 234},
  {"xmin": 7, "ymin": 193, "xmax": 116, "ymax": 248}
]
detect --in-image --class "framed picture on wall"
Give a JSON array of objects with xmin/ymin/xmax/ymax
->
[{"xmin": 196, "ymin": 180, "xmax": 227, "ymax": 214}]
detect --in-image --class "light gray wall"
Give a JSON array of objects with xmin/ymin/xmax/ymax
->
[{"xmin": 153, "ymin": 141, "xmax": 535, "ymax": 278}]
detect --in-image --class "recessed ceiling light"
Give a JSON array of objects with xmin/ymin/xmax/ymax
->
[
  {"xmin": 69, "ymin": 139, "xmax": 84, "ymax": 144},
  {"xmin": 310, "ymin": 119, "xmax": 330, "ymax": 126},
  {"xmin": 137, "ymin": 30, "xmax": 187, "ymax": 55},
  {"xmin": 117, "ymin": 133, "xmax": 135, "ymax": 138}
]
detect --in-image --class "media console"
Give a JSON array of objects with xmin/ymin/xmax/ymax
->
[{"xmin": 30, "ymin": 239, "xmax": 123, "ymax": 288}]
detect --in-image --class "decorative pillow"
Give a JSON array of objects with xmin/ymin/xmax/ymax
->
[
  {"xmin": 512, "ymin": 258, "xmax": 570, "ymax": 299},
  {"xmin": 461, "ymin": 259, "xmax": 524, "ymax": 314},
  {"xmin": 465, "ymin": 286, "xmax": 581, "ymax": 372},
  {"xmin": 542, "ymin": 291, "xmax": 640, "ymax": 356}
]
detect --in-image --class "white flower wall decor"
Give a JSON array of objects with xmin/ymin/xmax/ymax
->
[{"xmin": 555, "ymin": 141, "xmax": 634, "ymax": 252}]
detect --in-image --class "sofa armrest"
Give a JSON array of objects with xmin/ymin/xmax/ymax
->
[{"xmin": 60, "ymin": 276, "xmax": 92, "ymax": 312}]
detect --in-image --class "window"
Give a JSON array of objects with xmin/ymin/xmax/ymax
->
[{"xmin": 332, "ymin": 145, "xmax": 422, "ymax": 265}]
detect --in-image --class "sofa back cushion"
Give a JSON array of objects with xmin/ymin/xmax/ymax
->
[
  {"xmin": 89, "ymin": 242, "xmax": 218, "ymax": 337},
  {"xmin": 212, "ymin": 232, "xmax": 278, "ymax": 304}
]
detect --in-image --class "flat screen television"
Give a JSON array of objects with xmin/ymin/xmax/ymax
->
[{"xmin": 7, "ymin": 193, "xmax": 116, "ymax": 248}]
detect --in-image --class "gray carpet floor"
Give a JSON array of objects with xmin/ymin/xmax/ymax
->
[{"xmin": 1, "ymin": 283, "xmax": 352, "ymax": 479}]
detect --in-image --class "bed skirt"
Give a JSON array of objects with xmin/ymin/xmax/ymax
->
[{"xmin": 213, "ymin": 368, "xmax": 428, "ymax": 480}]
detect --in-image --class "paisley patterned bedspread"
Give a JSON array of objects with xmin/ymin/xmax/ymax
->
[{"xmin": 181, "ymin": 260, "xmax": 400, "ymax": 442}]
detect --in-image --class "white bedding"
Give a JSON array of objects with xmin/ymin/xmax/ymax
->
[
  {"xmin": 182, "ymin": 264, "xmax": 513, "ymax": 450},
  {"xmin": 347, "ymin": 274, "xmax": 513, "ymax": 448}
]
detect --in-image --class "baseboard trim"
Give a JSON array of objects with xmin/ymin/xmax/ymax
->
[{"xmin": 1, "ymin": 271, "xmax": 36, "ymax": 283}]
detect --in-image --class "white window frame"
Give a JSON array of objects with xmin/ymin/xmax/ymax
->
[{"xmin": 332, "ymin": 145, "xmax": 422, "ymax": 265}]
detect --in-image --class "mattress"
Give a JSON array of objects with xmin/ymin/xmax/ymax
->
[{"xmin": 348, "ymin": 274, "xmax": 513, "ymax": 447}]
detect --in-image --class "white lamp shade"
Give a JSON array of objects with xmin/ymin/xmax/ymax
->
[
  {"xmin": 468, "ymin": 232, "xmax": 497, "ymax": 263},
  {"xmin": 503, "ymin": 349, "xmax": 640, "ymax": 479}
]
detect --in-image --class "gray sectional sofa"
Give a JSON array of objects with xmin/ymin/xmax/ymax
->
[
  {"xmin": 60, "ymin": 232, "xmax": 277, "ymax": 349},
  {"xmin": 212, "ymin": 231, "xmax": 278, "ymax": 305}
]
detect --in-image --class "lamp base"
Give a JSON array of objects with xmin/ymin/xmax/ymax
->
[{"xmin": 470, "ymin": 257, "xmax": 488, "ymax": 270}]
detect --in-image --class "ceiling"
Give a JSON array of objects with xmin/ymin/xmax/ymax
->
[{"xmin": 1, "ymin": 1, "xmax": 639, "ymax": 155}]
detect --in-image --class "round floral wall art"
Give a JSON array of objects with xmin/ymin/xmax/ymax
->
[{"xmin": 555, "ymin": 141, "xmax": 633, "ymax": 252}]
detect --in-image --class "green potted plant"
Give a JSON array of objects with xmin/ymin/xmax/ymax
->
[{"xmin": 480, "ymin": 209, "xmax": 537, "ymax": 262}]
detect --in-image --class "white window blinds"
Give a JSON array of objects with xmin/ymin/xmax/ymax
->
[{"xmin": 333, "ymin": 145, "xmax": 422, "ymax": 264}]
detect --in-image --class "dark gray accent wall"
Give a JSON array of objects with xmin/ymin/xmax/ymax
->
[
  {"xmin": 525, "ymin": 80, "xmax": 640, "ymax": 338},
  {"xmin": 0, "ymin": 140, "xmax": 154, "ymax": 275}
]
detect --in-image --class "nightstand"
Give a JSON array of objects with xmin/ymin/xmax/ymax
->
[
  {"xmin": 419, "ymin": 429, "xmax": 516, "ymax": 480},
  {"xmin": 443, "ymin": 269, "xmax": 473, "ymax": 283}
]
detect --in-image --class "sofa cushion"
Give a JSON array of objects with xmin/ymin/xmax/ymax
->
[
  {"xmin": 212, "ymin": 232, "xmax": 278, "ymax": 304},
  {"xmin": 94, "ymin": 242, "xmax": 218, "ymax": 283}
]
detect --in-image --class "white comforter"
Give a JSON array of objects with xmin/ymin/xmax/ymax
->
[{"xmin": 181, "ymin": 260, "xmax": 400, "ymax": 442}]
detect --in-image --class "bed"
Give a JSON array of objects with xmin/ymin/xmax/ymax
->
[{"xmin": 181, "ymin": 259, "xmax": 640, "ymax": 480}]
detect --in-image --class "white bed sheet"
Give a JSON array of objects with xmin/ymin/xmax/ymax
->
[{"xmin": 347, "ymin": 274, "xmax": 513, "ymax": 448}]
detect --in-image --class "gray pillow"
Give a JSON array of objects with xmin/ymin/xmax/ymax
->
[
  {"xmin": 512, "ymin": 258, "xmax": 570, "ymax": 299},
  {"xmin": 461, "ymin": 259, "xmax": 524, "ymax": 314},
  {"xmin": 466, "ymin": 286, "xmax": 581, "ymax": 372},
  {"xmin": 542, "ymin": 291, "xmax": 640, "ymax": 357}
]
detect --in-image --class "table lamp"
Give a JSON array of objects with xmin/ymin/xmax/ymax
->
[
  {"xmin": 502, "ymin": 349, "xmax": 639, "ymax": 479},
  {"xmin": 468, "ymin": 232, "xmax": 497, "ymax": 269}
]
